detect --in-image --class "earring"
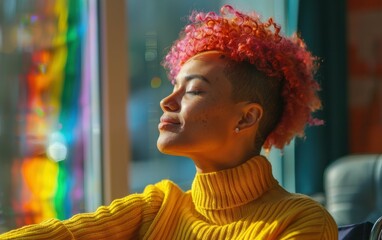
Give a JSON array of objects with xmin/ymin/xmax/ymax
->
[{"xmin": 235, "ymin": 127, "xmax": 240, "ymax": 133}]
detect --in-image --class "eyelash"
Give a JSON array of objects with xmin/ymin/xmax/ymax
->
[{"xmin": 186, "ymin": 90, "xmax": 203, "ymax": 95}]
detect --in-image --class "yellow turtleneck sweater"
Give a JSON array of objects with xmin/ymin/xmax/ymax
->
[{"xmin": 0, "ymin": 156, "xmax": 338, "ymax": 239}]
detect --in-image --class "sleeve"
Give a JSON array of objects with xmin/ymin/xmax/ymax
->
[
  {"xmin": 0, "ymin": 184, "xmax": 165, "ymax": 240},
  {"xmin": 278, "ymin": 198, "xmax": 338, "ymax": 240}
]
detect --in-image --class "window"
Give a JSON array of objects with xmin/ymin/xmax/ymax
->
[{"xmin": 126, "ymin": 0, "xmax": 299, "ymax": 192}]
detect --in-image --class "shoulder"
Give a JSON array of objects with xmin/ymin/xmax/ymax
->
[
  {"xmin": 276, "ymin": 190, "xmax": 335, "ymax": 225},
  {"xmin": 108, "ymin": 179, "xmax": 183, "ymax": 210},
  {"xmin": 82, "ymin": 180, "xmax": 186, "ymax": 223},
  {"xmin": 152, "ymin": 179, "xmax": 186, "ymax": 198},
  {"xmin": 278, "ymin": 192, "xmax": 338, "ymax": 239},
  {"xmin": 135, "ymin": 179, "xmax": 186, "ymax": 203},
  {"xmin": 258, "ymin": 186, "xmax": 337, "ymax": 239},
  {"xmin": 264, "ymin": 185, "xmax": 330, "ymax": 215}
]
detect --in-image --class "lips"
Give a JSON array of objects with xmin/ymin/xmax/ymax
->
[
  {"xmin": 158, "ymin": 115, "xmax": 181, "ymax": 131},
  {"xmin": 160, "ymin": 115, "xmax": 180, "ymax": 124}
]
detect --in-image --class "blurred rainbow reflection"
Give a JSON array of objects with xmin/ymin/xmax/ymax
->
[{"xmin": 0, "ymin": 0, "xmax": 90, "ymax": 229}]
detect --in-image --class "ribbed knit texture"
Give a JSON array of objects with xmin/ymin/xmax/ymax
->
[{"xmin": 0, "ymin": 156, "xmax": 338, "ymax": 239}]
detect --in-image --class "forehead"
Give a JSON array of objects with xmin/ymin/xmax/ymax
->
[
  {"xmin": 176, "ymin": 51, "xmax": 230, "ymax": 83},
  {"xmin": 184, "ymin": 51, "xmax": 228, "ymax": 68}
]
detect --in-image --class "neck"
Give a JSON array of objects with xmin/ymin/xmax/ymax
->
[
  {"xmin": 176, "ymin": 128, "xmax": 260, "ymax": 173},
  {"xmin": 191, "ymin": 155, "xmax": 279, "ymax": 224},
  {"xmin": 191, "ymin": 144, "xmax": 260, "ymax": 173}
]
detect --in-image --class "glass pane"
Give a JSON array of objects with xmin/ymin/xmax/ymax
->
[
  {"xmin": 0, "ymin": 0, "xmax": 100, "ymax": 232},
  {"xmin": 126, "ymin": 0, "xmax": 297, "ymax": 192},
  {"xmin": 126, "ymin": 0, "xmax": 221, "ymax": 192}
]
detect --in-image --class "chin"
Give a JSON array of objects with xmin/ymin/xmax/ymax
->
[
  {"xmin": 156, "ymin": 137, "xmax": 171, "ymax": 154},
  {"xmin": 157, "ymin": 142, "xmax": 174, "ymax": 155},
  {"xmin": 157, "ymin": 138, "xmax": 183, "ymax": 157},
  {"xmin": 156, "ymin": 143, "xmax": 166, "ymax": 154}
]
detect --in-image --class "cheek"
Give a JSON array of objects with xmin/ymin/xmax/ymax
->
[
  {"xmin": 187, "ymin": 113, "xmax": 209, "ymax": 129},
  {"xmin": 182, "ymin": 99, "xmax": 232, "ymax": 129},
  {"xmin": 194, "ymin": 109, "xmax": 225, "ymax": 129},
  {"xmin": 182, "ymin": 101, "xmax": 208, "ymax": 122}
]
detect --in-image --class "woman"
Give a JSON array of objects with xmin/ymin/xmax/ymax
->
[{"xmin": 0, "ymin": 5, "xmax": 337, "ymax": 239}]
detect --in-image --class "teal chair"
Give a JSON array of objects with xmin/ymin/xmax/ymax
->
[
  {"xmin": 325, "ymin": 154, "xmax": 382, "ymax": 226},
  {"xmin": 323, "ymin": 154, "xmax": 382, "ymax": 239}
]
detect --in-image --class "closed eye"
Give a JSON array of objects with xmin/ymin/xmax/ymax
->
[{"xmin": 186, "ymin": 90, "xmax": 204, "ymax": 95}]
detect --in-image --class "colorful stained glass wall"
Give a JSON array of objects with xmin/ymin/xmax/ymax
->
[{"xmin": 0, "ymin": 0, "xmax": 93, "ymax": 232}]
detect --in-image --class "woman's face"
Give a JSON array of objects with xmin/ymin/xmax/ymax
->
[{"xmin": 157, "ymin": 51, "xmax": 243, "ymax": 161}]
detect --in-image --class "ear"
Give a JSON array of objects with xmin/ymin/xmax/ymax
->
[{"xmin": 237, "ymin": 103, "xmax": 263, "ymax": 131}]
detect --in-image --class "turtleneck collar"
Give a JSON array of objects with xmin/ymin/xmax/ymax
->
[{"xmin": 191, "ymin": 155, "xmax": 279, "ymax": 223}]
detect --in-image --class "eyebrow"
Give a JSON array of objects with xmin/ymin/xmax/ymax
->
[{"xmin": 173, "ymin": 74, "xmax": 211, "ymax": 85}]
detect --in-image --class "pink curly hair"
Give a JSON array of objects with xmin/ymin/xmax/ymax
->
[{"xmin": 162, "ymin": 5, "xmax": 323, "ymax": 150}]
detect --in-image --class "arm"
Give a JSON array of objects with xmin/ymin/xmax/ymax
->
[{"xmin": 0, "ymin": 184, "xmax": 164, "ymax": 240}]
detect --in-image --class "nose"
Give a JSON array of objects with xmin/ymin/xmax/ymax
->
[{"xmin": 160, "ymin": 92, "xmax": 180, "ymax": 112}]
